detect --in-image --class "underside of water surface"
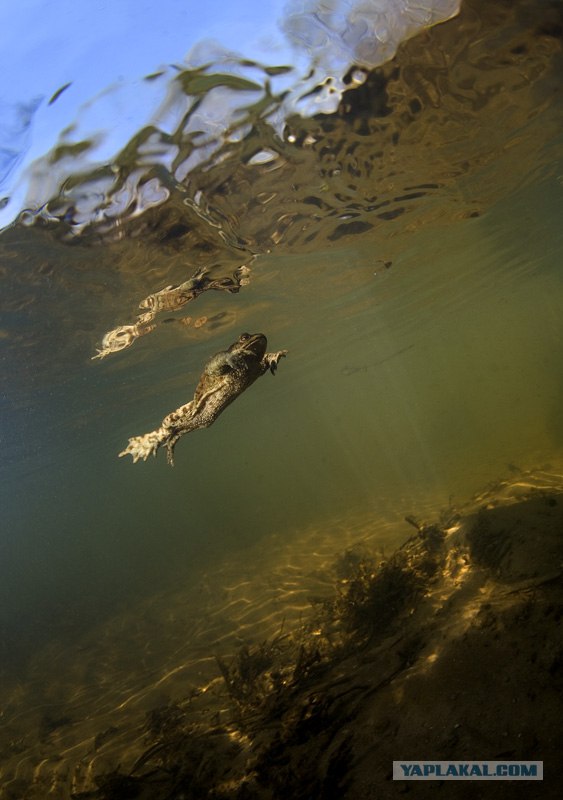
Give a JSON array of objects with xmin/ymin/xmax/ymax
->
[{"xmin": 0, "ymin": 0, "xmax": 562, "ymax": 797}]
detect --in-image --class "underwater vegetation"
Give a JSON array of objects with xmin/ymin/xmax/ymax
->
[{"xmin": 68, "ymin": 474, "xmax": 563, "ymax": 800}]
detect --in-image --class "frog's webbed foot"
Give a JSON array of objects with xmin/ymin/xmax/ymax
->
[
  {"xmin": 92, "ymin": 313, "xmax": 156, "ymax": 360},
  {"xmin": 119, "ymin": 431, "xmax": 162, "ymax": 463},
  {"xmin": 265, "ymin": 350, "xmax": 288, "ymax": 375}
]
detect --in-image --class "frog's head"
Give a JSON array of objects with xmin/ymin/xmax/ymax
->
[{"xmin": 229, "ymin": 332, "xmax": 267, "ymax": 360}]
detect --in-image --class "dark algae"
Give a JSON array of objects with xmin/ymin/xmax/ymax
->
[{"xmin": 72, "ymin": 476, "xmax": 563, "ymax": 800}]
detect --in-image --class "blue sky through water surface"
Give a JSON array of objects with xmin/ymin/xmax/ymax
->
[{"xmin": 0, "ymin": 0, "xmax": 460, "ymax": 229}]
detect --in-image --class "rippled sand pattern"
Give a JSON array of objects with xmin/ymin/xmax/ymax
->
[
  {"xmin": 0, "ymin": 506, "xmax": 407, "ymax": 798},
  {"xmin": 1, "ymin": 468, "xmax": 562, "ymax": 797}
]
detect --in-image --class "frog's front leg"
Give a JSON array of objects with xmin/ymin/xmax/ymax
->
[{"xmin": 263, "ymin": 350, "xmax": 288, "ymax": 375}]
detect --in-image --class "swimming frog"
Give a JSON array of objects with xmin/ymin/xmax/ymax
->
[{"xmin": 119, "ymin": 333, "xmax": 287, "ymax": 466}]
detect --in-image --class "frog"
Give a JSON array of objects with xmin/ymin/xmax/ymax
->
[{"xmin": 119, "ymin": 333, "xmax": 287, "ymax": 466}]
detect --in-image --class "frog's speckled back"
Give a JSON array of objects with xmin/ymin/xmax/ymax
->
[{"xmin": 119, "ymin": 333, "xmax": 287, "ymax": 466}]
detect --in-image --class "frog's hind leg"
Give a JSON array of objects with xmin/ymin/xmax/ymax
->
[
  {"xmin": 165, "ymin": 433, "xmax": 182, "ymax": 467},
  {"xmin": 119, "ymin": 430, "xmax": 162, "ymax": 462}
]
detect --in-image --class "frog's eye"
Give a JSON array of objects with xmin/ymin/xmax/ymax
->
[{"xmin": 239, "ymin": 332, "xmax": 250, "ymax": 341}]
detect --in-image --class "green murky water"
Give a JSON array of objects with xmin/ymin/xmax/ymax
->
[{"xmin": 0, "ymin": 0, "xmax": 562, "ymax": 796}]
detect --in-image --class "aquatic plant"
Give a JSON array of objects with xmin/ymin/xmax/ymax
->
[{"xmin": 73, "ymin": 478, "xmax": 563, "ymax": 799}]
